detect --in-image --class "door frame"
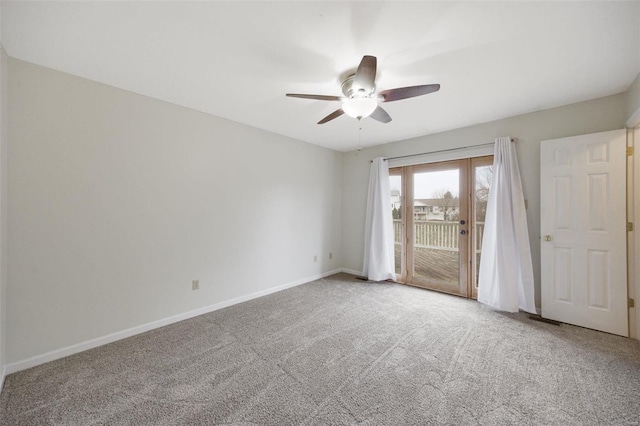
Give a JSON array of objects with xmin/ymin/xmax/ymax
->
[
  {"xmin": 631, "ymin": 123, "xmax": 640, "ymax": 339},
  {"xmin": 391, "ymin": 155, "xmax": 493, "ymax": 299}
]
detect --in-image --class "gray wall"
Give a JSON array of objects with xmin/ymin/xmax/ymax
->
[
  {"xmin": 342, "ymin": 93, "xmax": 628, "ymax": 309},
  {"xmin": 628, "ymin": 72, "xmax": 640, "ymax": 123},
  {"xmin": 0, "ymin": 46, "xmax": 7, "ymax": 385},
  {"xmin": 7, "ymin": 59, "xmax": 343, "ymax": 364}
]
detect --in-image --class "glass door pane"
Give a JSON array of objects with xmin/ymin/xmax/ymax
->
[
  {"xmin": 389, "ymin": 172, "xmax": 403, "ymax": 277},
  {"xmin": 408, "ymin": 160, "xmax": 468, "ymax": 296},
  {"xmin": 471, "ymin": 157, "xmax": 493, "ymax": 299}
]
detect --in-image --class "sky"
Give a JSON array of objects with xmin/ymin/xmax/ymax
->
[{"xmin": 390, "ymin": 169, "xmax": 459, "ymax": 199}]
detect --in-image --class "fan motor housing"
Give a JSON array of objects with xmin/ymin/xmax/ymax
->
[{"xmin": 341, "ymin": 75, "xmax": 374, "ymax": 98}]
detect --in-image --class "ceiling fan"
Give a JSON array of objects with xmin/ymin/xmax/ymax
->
[{"xmin": 286, "ymin": 55, "xmax": 440, "ymax": 124}]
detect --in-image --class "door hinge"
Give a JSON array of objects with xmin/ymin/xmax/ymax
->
[
  {"xmin": 629, "ymin": 298, "xmax": 635, "ymax": 308},
  {"xmin": 627, "ymin": 147, "xmax": 634, "ymax": 156},
  {"xmin": 627, "ymin": 222, "xmax": 634, "ymax": 232}
]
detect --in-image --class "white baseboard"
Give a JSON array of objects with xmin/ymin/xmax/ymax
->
[
  {"xmin": 0, "ymin": 365, "xmax": 5, "ymax": 392},
  {"xmin": 340, "ymin": 268, "xmax": 363, "ymax": 276},
  {"xmin": 5, "ymin": 269, "xmax": 342, "ymax": 375}
]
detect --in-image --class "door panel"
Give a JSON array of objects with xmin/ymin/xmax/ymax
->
[
  {"xmin": 541, "ymin": 129, "xmax": 627, "ymax": 336},
  {"xmin": 553, "ymin": 176, "xmax": 572, "ymax": 230},
  {"xmin": 409, "ymin": 163, "xmax": 465, "ymax": 295},
  {"xmin": 553, "ymin": 247, "xmax": 573, "ymax": 302}
]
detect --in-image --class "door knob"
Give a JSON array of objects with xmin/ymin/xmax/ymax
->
[
  {"xmin": 460, "ymin": 230, "xmax": 467, "ymax": 235},
  {"xmin": 460, "ymin": 220, "xmax": 466, "ymax": 225},
  {"xmin": 544, "ymin": 235, "xmax": 553, "ymax": 241}
]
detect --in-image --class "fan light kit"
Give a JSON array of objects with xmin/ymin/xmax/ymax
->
[
  {"xmin": 342, "ymin": 97, "xmax": 377, "ymax": 119},
  {"xmin": 286, "ymin": 55, "xmax": 440, "ymax": 124}
]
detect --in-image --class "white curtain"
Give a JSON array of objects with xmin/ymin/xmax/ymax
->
[
  {"xmin": 362, "ymin": 157, "xmax": 396, "ymax": 281},
  {"xmin": 478, "ymin": 137, "xmax": 537, "ymax": 313}
]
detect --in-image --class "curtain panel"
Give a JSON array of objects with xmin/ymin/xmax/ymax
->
[
  {"xmin": 362, "ymin": 157, "xmax": 396, "ymax": 281},
  {"xmin": 478, "ymin": 137, "xmax": 536, "ymax": 313}
]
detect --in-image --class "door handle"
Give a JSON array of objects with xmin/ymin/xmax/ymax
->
[
  {"xmin": 543, "ymin": 235, "xmax": 553, "ymax": 241},
  {"xmin": 460, "ymin": 230, "xmax": 467, "ymax": 235}
]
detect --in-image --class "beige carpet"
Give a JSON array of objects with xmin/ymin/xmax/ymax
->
[{"xmin": 1, "ymin": 273, "xmax": 640, "ymax": 425}]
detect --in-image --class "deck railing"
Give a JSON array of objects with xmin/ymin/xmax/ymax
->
[{"xmin": 393, "ymin": 220, "xmax": 485, "ymax": 252}]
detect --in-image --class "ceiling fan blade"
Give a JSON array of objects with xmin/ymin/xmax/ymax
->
[
  {"xmin": 353, "ymin": 55, "xmax": 377, "ymax": 94},
  {"xmin": 369, "ymin": 106, "xmax": 392, "ymax": 123},
  {"xmin": 379, "ymin": 84, "xmax": 440, "ymax": 102},
  {"xmin": 286, "ymin": 93, "xmax": 342, "ymax": 101},
  {"xmin": 317, "ymin": 108, "xmax": 345, "ymax": 124}
]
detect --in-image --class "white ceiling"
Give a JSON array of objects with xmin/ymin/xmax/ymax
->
[{"xmin": 3, "ymin": 1, "xmax": 640, "ymax": 152}]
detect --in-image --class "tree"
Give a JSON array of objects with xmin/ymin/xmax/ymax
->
[
  {"xmin": 431, "ymin": 189, "xmax": 459, "ymax": 222},
  {"xmin": 392, "ymin": 206, "xmax": 401, "ymax": 219},
  {"xmin": 475, "ymin": 166, "xmax": 493, "ymax": 222}
]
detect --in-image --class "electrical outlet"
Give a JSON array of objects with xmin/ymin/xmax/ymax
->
[
  {"xmin": 314, "ymin": 255, "xmax": 318, "ymax": 263},
  {"xmin": 192, "ymin": 280, "xmax": 199, "ymax": 290},
  {"xmin": 329, "ymin": 252, "xmax": 333, "ymax": 260}
]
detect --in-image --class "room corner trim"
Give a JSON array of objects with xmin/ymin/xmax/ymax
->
[
  {"xmin": 341, "ymin": 268, "xmax": 364, "ymax": 276},
  {"xmin": 4, "ymin": 268, "xmax": 343, "ymax": 375},
  {"xmin": 627, "ymin": 107, "xmax": 640, "ymax": 128},
  {"xmin": 0, "ymin": 365, "xmax": 6, "ymax": 392}
]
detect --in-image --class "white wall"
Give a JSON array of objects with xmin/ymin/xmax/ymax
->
[
  {"xmin": 342, "ymin": 93, "xmax": 628, "ymax": 309},
  {"xmin": 7, "ymin": 59, "xmax": 343, "ymax": 365}
]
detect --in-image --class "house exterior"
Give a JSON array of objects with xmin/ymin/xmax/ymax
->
[
  {"xmin": 414, "ymin": 198, "xmax": 460, "ymax": 221},
  {"xmin": 390, "ymin": 191, "xmax": 460, "ymax": 222}
]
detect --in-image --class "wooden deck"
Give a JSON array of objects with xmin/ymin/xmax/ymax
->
[{"xmin": 395, "ymin": 246, "xmax": 459, "ymax": 283}]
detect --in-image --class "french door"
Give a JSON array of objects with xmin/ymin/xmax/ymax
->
[{"xmin": 390, "ymin": 156, "xmax": 493, "ymax": 298}]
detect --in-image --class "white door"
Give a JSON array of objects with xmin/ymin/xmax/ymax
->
[{"xmin": 541, "ymin": 129, "xmax": 628, "ymax": 336}]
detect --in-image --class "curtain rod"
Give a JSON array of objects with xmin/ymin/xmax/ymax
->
[{"xmin": 370, "ymin": 138, "xmax": 518, "ymax": 163}]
